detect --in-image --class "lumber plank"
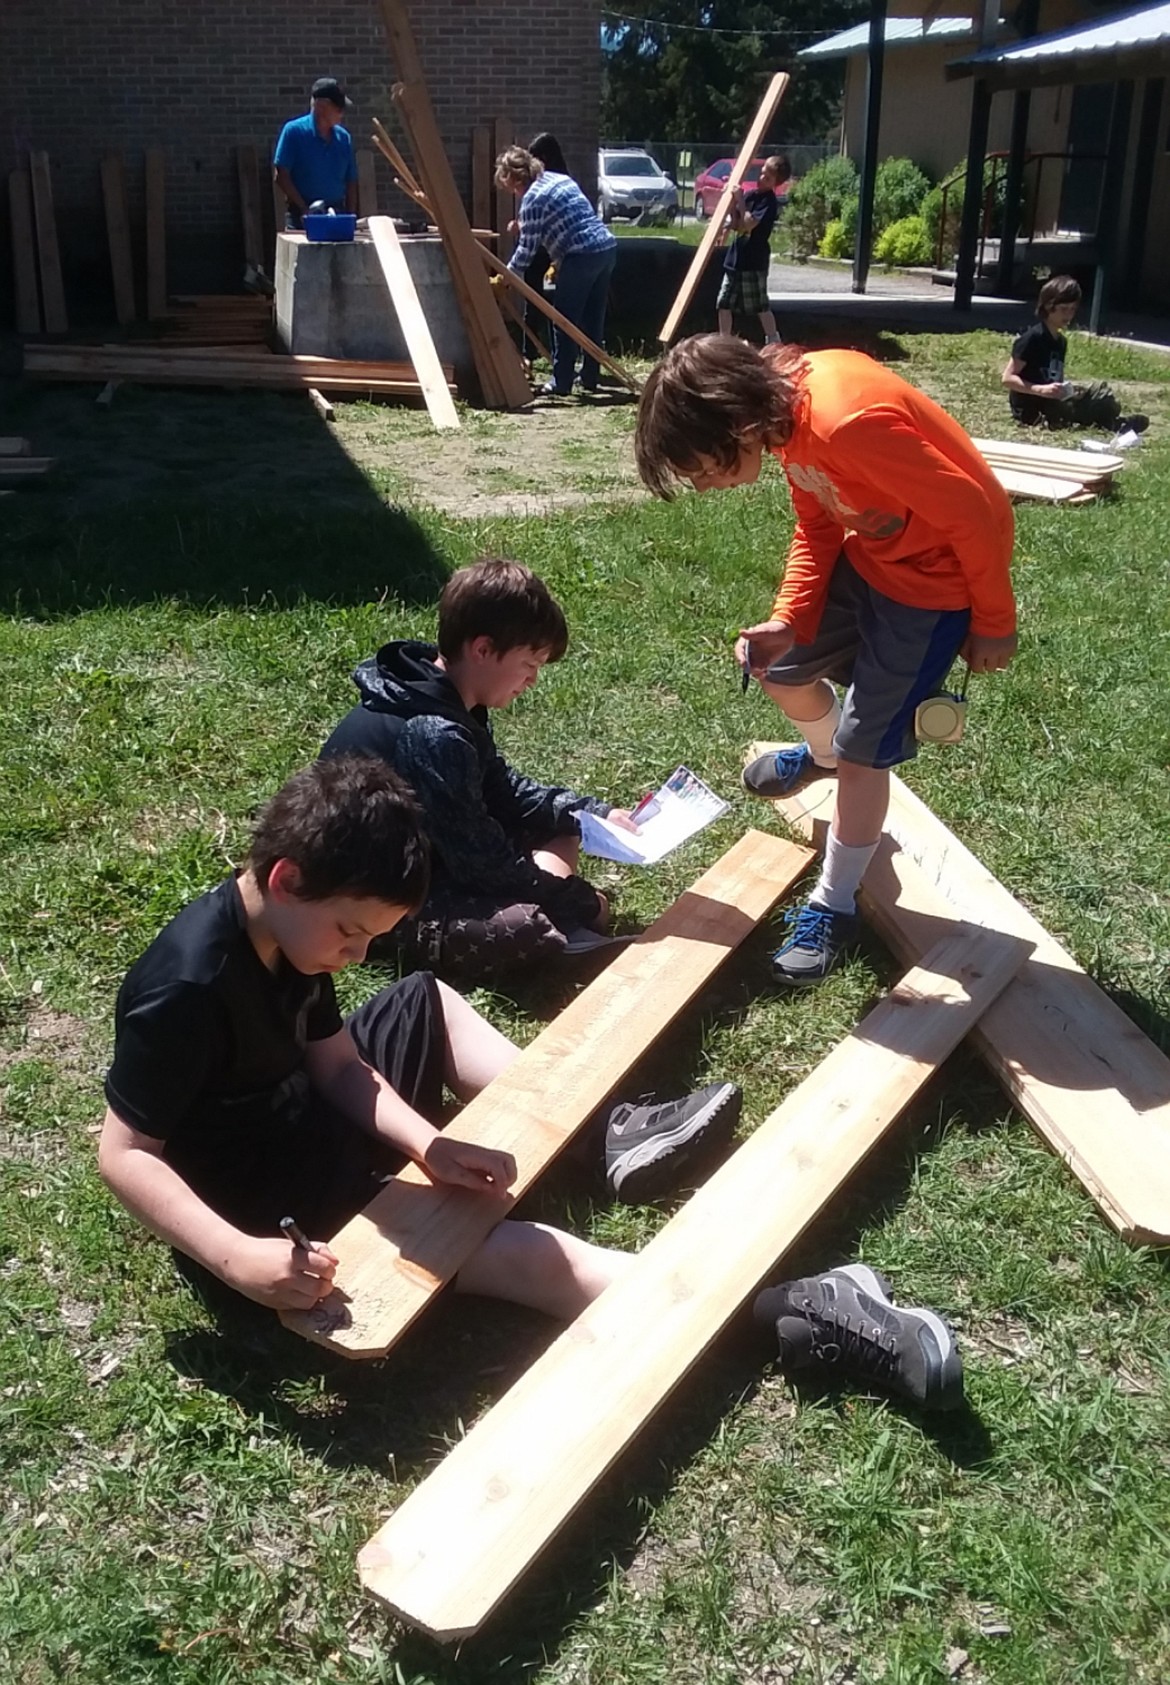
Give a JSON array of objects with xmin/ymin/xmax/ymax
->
[
  {"xmin": 281, "ymin": 830, "xmax": 811, "ymax": 1357},
  {"xmin": 100, "ymin": 152, "xmax": 136, "ymax": 324},
  {"xmin": 978, "ymin": 449, "xmax": 1114, "ymax": 485},
  {"xmin": 237, "ymin": 145, "xmax": 264, "ymax": 270},
  {"xmin": 0, "ymin": 438, "xmax": 32, "ymax": 455},
  {"xmin": 367, "ymin": 215, "xmax": 460, "ymax": 431},
  {"xmin": 758, "ymin": 745, "xmax": 1170, "ymax": 1246},
  {"xmin": 307, "ymin": 387, "xmax": 335, "ymax": 421},
  {"xmin": 973, "ymin": 436, "xmax": 1125, "ymax": 477},
  {"xmin": 0, "ymin": 458, "xmax": 55, "ymax": 475},
  {"xmin": 659, "ymin": 72, "xmax": 789, "ymax": 343},
  {"xmin": 357, "ymin": 147, "xmax": 378, "ymax": 217},
  {"xmin": 471, "ymin": 124, "xmax": 493, "ymax": 231},
  {"xmin": 8, "ymin": 170, "xmax": 42, "ymax": 334},
  {"xmin": 27, "ymin": 151, "xmax": 68, "ymax": 334},
  {"xmin": 493, "ymin": 116, "xmax": 515, "ymax": 263},
  {"xmin": 359, "ymin": 923, "xmax": 1030, "ymax": 1639},
  {"xmin": 144, "ymin": 149, "xmax": 167, "ymax": 319},
  {"xmin": 990, "ymin": 465, "xmax": 1097, "ymax": 503},
  {"xmin": 25, "ymin": 346, "xmax": 444, "ymax": 382}
]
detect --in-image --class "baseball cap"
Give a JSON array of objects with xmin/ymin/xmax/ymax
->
[{"xmin": 311, "ymin": 77, "xmax": 353, "ymax": 110}]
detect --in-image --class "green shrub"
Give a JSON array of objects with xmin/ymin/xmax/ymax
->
[
  {"xmin": 873, "ymin": 157, "xmax": 931, "ymax": 233},
  {"xmin": 874, "ymin": 215, "xmax": 933, "ymax": 267},
  {"xmin": 841, "ymin": 193, "xmax": 859, "ymax": 246},
  {"xmin": 819, "ymin": 218, "xmax": 851, "ymax": 259},
  {"xmin": 784, "ymin": 155, "xmax": 858, "ymax": 258}
]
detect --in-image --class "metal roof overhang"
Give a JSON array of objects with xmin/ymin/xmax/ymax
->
[{"xmin": 947, "ymin": 6, "xmax": 1170, "ymax": 90}]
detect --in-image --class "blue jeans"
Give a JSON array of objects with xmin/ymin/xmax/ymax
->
[{"xmin": 550, "ymin": 246, "xmax": 616, "ymax": 392}]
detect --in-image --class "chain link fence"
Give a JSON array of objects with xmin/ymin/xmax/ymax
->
[{"xmin": 601, "ymin": 138, "xmax": 836, "ymax": 220}]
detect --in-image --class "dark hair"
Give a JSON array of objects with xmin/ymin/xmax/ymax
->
[
  {"xmin": 634, "ymin": 334, "xmax": 807, "ymax": 499},
  {"xmin": 437, "ymin": 556, "xmax": 569, "ymax": 660},
  {"xmin": 528, "ymin": 131, "xmax": 568, "ymax": 174},
  {"xmin": 763, "ymin": 153, "xmax": 791, "ymax": 184},
  {"xmin": 249, "ymin": 755, "xmax": 430, "ymax": 910},
  {"xmin": 1037, "ymin": 275, "xmax": 1081, "ymax": 316}
]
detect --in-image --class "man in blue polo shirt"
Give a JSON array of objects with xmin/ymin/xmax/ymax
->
[{"xmin": 274, "ymin": 78, "xmax": 358, "ymax": 230}]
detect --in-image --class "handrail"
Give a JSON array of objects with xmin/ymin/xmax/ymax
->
[{"xmin": 934, "ymin": 148, "xmax": 1109, "ymax": 276}]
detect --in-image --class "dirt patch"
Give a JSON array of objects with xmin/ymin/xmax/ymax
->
[{"xmin": 0, "ymin": 1005, "xmax": 92, "ymax": 1076}]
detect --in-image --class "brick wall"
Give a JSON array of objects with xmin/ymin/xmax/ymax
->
[{"xmin": 1, "ymin": 0, "xmax": 600, "ymax": 312}]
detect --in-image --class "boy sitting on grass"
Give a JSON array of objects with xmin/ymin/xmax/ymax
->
[
  {"xmin": 1002, "ymin": 274, "xmax": 1148, "ymax": 435},
  {"xmin": 321, "ymin": 557, "xmax": 638, "ymax": 982},
  {"xmin": 634, "ymin": 334, "xmax": 1018, "ymax": 987},
  {"xmin": 98, "ymin": 757, "xmax": 742, "ymax": 1328}
]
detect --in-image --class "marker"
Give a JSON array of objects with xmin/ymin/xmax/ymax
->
[
  {"xmin": 740, "ymin": 638, "xmax": 752, "ymax": 694},
  {"xmin": 630, "ymin": 789, "xmax": 656, "ymax": 821},
  {"xmin": 280, "ymin": 1215, "xmax": 317, "ymax": 1252}
]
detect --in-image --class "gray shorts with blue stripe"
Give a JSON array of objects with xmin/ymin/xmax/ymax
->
[{"xmin": 764, "ymin": 554, "xmax": 970, "ymax": 770}]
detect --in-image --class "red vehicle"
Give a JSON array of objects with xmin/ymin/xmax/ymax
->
[{"xmin": 693, "ymin": 157, "xmax": 791, "ymax": 220}]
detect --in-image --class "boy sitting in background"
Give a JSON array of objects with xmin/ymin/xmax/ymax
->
[
  {"xmin": 99, "ymin": 758, "xmax": 741, "ymax": 1326},
  {"xmin": 321, "ymin": 557, "xmax": 638, "ymax": 982},
  {"xmin": 1002, "ymin": 274, "xmax": 1148, "ymax": 435}
]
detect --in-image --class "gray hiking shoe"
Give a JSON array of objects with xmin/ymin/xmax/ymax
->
[
  {"xmin": 753, "ymin": 1263, "xmax": 965, "ymax": 1411},
  {"xmin": 604, "ymin": 1081, "xmax": 742, "ymax": 1203},
  {"xmin": 742, "ymin": 744, "xmax": 831, "ymax": 799},
  {"xmin": 770, "ymin": 901, "xmax": 860, "ymax": 987}
]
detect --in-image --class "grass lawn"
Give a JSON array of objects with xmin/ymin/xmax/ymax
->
[{"xmin": 2, "ymin": 328, "xmax": 1169, "ymax": 1685}]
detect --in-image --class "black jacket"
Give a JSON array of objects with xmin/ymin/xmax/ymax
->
[{"xmin": 321, "ymin": 640, "xmax": 609, "ymax": 930}]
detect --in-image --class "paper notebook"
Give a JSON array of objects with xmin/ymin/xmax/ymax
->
[{"xmin": 577, "ymin": 766, "xmax": 729, "ymax": 866}]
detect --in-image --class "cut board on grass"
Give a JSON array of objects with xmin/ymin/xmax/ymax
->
[
  {"xmin": 281, "ymin": 829, "xmax": 811, "ymax": 1356},
  {"xmin": 359, "ymin": 923, "xmax": 1030, "ymax": 1640},
  {"xmin": 28, "ymin": 151, "xmax": 67, "ymax": 334},
  {"xmin": 659, "ymin": 71, "xmax": 789, "ymax": 343},
  {"xmin": 973, "ymin": 437, "xmax": 1126, "ymax": 477},
  {"xmin": 8, "ymin": 170, "xmax": 41, "ymax": 334},
  {"xmin": 366, "ymin": 215, "xmax": 460, "ymax": 430},
  {"xmin": 756, "ymin": 744, "xmax": 1170, "ymax": 1247},
  {"xmin": 989, "ymin": 465, "xmax": 1103, "ymax": 504}
]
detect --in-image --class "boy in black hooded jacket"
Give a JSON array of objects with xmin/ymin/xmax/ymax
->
[{"xmin": 321, "ymin": 557, "xmax": 637, "ymax": 980}]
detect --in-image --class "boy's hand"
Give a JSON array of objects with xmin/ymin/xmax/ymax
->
[
  {"xmin": 225, "ymin": 1236, "xmax": 339, "ymax": 1310},
  {"xmin": 423, "ymin": 1135, "xmax": 516, "ymax": 1199},
  {"xmin": 606, "ymin": 808, "xmax": 640, "ymax": 833},
  {"xmin": 961, "ymin": 631, "xmax": 1018, "ymax": 673},
  {"xmin": 736, "ymin": 620, "xmax": 795, "ymax": 674},
  {"xmin": 1033, "ymin": 382, "xmax": 1067, "ymax": 399}
]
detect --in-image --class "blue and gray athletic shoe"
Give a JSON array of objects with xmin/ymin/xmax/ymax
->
[
  {"xmin": 770, "ymin": 900, "xmax": 859, "ymax": 987},
  {"xmin": 742, "ymin": 744, "xmax": 830, "ymax": 799}
]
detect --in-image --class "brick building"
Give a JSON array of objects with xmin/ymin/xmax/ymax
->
[{"xmin": 1, "ymin": 0, "xmax": 601, "ymax": 307}]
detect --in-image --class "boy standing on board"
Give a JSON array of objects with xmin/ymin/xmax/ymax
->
[
  {"xmin": 634, "ymin": 335, "xmax": 1017, "ymax": 986},
  {"xmin": 98, "ymin": 758, "xmax": 741, "ymax": 1324}
]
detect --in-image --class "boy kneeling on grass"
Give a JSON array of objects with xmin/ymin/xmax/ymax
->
[
  {"xmin": 634, "ymin": 334, "xmax": 1018, "ymax": 988},
  {"xmin": 322, "ymin": 557, "xmax": 639, "ymax": 983},
  {"xmin": 98, "ymin": 757, "xmax": 743, "ymax": 1327}
]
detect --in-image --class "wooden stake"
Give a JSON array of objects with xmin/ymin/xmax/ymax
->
[
  {"xmin": 493, "ymin": 116, "xmax": 515, "ymax": 263},
  {"xmin": 144, "ymin": 149, "xmax": 167, "ymax": 319},
  {"xmin": 100, "ymin": 152, "xmax": 137, "ymax": 325},
  {"xmin": 762, "ymin": 749, "xmax": 1170, "ymax": 1247},
  {"xmin": 367, "ymin": 214, "xmax": 460, "ymax": 430},
  {"xmin": 471, "ymin": 124, "xmax": 492, "ymax": 231},
  {"xmin": 281, "ymin": 830, "xmax": 811, "ymax": 1356},
  {"xmin": 7, "ymin": 170, "xmax": 41, "ymax": 334},
  {"xmin": 307, "ymin": 387, "xmax": 334, "ymax": 421},
  {"xmin": 236, "ymin": 145, "xmax": 264, "ymax": 271},
  {"xmin": 27, "ymin": 151, "xmax": 68, "ymax": 334},
  {"xmin": 659, "ymin": 72, "xmax": 789, "ymax": 343},
  {"xmin": 357, "ymin": 148, "xmax": 378, "ymax": 217},
  {"xmin": 358, "ymin": 924, "xmax": 1030, "ymax": 1639}
]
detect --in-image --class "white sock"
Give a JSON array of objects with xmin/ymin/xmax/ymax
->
[
  {"xmin": 800, "ymin": 693, "xmax": 842, "ymax": 769},
  {"xmin": 811, "ymin": 832, "xmax": 879, "ymax": 915}
]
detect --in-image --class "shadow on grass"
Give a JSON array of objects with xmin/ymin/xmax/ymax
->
[{"xmin": 0, "ymin": 377, "xmax": 450, "ymax": 616}]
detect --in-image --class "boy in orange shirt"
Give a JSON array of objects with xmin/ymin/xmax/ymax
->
[{"xmin": 635, "ymin": 335, "xmax": 1017, "ymax": 985}]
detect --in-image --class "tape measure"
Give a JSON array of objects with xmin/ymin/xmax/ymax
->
[{"xmin": 915, "ymin": 668, "xmax": 970, "ymax": 745}]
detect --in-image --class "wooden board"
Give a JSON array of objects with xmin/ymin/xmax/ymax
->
[
  {"xmin": 759, "ymin": 746, "xmax": 1170, "ymax": 1246},
  {"xmin": 366, "ymin": 215, "xmax": 460, "ymax": 431},
  {"xmin": 144, "ymin": 149, "xmax": 167, "ymax": 319},
  {"xmin": 356, "ymin": 148, "xmax": 378, "ymax": 217},
  {"xmin": 100, "ymin": 153, "xmax": 136, "ymax": 325},
  {"xmin": 659, "ymin": 72, "xmax": 789, "ymax": 343},
  {"xmin": 359, "ymin": 924, "xmax": 1030, "ymax": 1639},
  {"xmin": 979, "ymin": 450, "xmax": 1114, "ymax": 485},
  {"xmin": 237, "ymin": 145, "xmax": 264, "ymax": 270},
  {"xmin": 493, "ymin": 116, "xmax": 515, "ymax": 264},
  {"xmin": 281, "ymin": 830, "xmax": 811, "ymax": 1356},
  {"xmin": 0, "ymin": 438, "xmax": 31, "ymax": 455},
  {"xmin": 481, "ymin": 243, "xmax": 639, "ymax": 393},
  {"xmin": 307, "ymin": 387, "xmax": 335, "ymax": 421},
  {"xmin": 8, "ymin": 170, "xmax": 42, "ymax": 334},
  {"xmin": 0, "ymin": 458, "xmax": 55, "ymax": 475},
  {"xmin": 973, "ymin": 437, "xmax": 1125, "ymax": 477},
  {"xmin": 26, "ymin": 346, "xmax": 443, "ymax": 380},
  {"xmin": 471, "ymin": 124, "xmax": 493, "ymax": 232},
  {"xmin": 989, "ymin": 465, "xmax": 1099, "ymax": 503},
  {"xmin": 27, "ymin": 152, "xmax": 67, "ymax": 334}
]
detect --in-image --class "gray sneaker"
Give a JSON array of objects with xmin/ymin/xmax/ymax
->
[
  {"xmin": 604, "ymin": 1081, "xmax": 742, "ymax": 1203},
  {"xmin": 742, "ymin": 744, "xmax": 831, "ymax": 799},
  {"xmin": 753, "ymin": 1263, "xmax": 965, "ymax": 1410}
]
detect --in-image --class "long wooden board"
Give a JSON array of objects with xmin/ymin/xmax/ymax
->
[
  {"xmin": 973, "ymin": 437, "xmax": 1125, "ymax": 477},
  {"xmin": 659, "ymin": 72, "xmax": 789, "ymax": 344},
  {"xmin": 366, "ymin": 215, "xmax": 460, "ymax": 430},
  {"xmin": 494, "ymin": 116, "xmax": 515, "ymax": 264},
  {"xmin": 237, "ymin": 145, "xmax": 264, "ymax": 270},
  {"xmin": 759, "ymin": 746, "xmax": 1170, "ymax": 1245},
  {"xmin": 471, "ymin": 124, "xmax": 493, "ymax": 231},
  {"xmin": 144, "ymin": 149, "xmax": 167, "ymax": 319},
  {"xmin": 356, "ymin": 147, "xmax": 378, "ymax": 217},
  {"xmin": 25, "ymin": 345, "xmax": 445, "ymax": 380},
  {"xmin": 989, "ymin": 465, "xmax": 1099, "ymax": 503},
  {"xmin": 100, "ymin": 152, "xmax": 136, "ymax": 325},
  {"xmin": 359, "ymin": 924, "xmax": 1029, "ymax": 1639},
  {"xmin": 281, "ymin": 830, "xmax": 811, "ymax": 1356},
  {"xmin": 7, "ymin": 171, "xmax": 41, "ymax": 334},
  {"xmin": 28, "ymin": 151, "xmax": 67, "ymax": 333}
]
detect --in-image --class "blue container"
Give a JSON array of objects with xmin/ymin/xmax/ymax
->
[{"xmin": 304, "ymin": 212, "xmax": 357, "ymax": 243}]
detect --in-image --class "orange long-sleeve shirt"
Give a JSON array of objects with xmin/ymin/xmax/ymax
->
[{"xmin": 770, "ymin": 349, "xmax": 1016, "ymax": 641}]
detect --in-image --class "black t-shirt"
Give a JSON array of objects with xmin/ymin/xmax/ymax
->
[
  {"xmin": 104, "ymin": 878, "xmax": 346, "ymax": 1233},
  {"xmin": 725, "ymin": 187, "xmax": 779, "ymax": 273},
  {"xmin": 1009, "ymin": 321, "xmax": 1066, "ymax": 420}
]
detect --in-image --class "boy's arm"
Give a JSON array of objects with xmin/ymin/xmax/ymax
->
[
  {"xmin": 303, "ymin": 1030, "xmax": 515, "ymax": 1196},
  {"xmin": 1001, "ymin": 354, "xmax": 1063, "ymax": 399},
  {"xmin": 770, "ymin": 476, "xmax": 848, "ymax": 643},
  {"xmin": 97, "ymin": 1108, "xmax": 338, "ymax": 1309}
]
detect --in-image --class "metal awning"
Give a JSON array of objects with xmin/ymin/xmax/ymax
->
[
  {"xmin": 800, "ymin": 16, "xmax": 981, "ymax": 60},
  {"xmin": 947, "ymin": 0, "xmax": 1170, "ymax": 88}
]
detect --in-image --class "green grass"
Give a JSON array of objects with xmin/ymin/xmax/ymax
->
[{"xmin": 2, "ymin": 331, "xmax": 1170, "ymax": 1684}]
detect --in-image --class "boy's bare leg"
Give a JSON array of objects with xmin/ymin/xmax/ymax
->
[
  {"xmin": 717, "ymin": 308, "xmax": 734, "ymax": 336},
  {"xmin": 759, "ymin": 308, "xmax": 780, "ymax": 342},
  {"xmin": 832, "ymin": 760, "xmax": 888, "ymax": 846},
  {"xmin": 533, "ymin": 833, "xmax": 579, "ymax": 878},
  {"xmin": 437, "ymin": 977, "xmax": 520, "ymax": 1099},
  {"xmin": 455, "ymin": 1219, "xmax": 630, "ymax": 1319}
]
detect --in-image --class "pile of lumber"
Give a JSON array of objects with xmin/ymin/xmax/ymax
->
[
  {"xmin": 976, "ymin": 436, "xmax": 1127, "ymax": 504},
  {"xmin": 142, "ymin": 295, "xmax": 273, "ymax": 348},
  {"xmin": 0, "ymin": 436, "xmax": 54, "ymax": 492},
  {"xmin": 23, "ymin": 342, "xmax": 452, "ymax": 399}
]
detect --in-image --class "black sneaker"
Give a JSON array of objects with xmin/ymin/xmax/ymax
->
[
  {"xmin": 753, "ymin": 1263, "xmax": 964, "ymax": 1411},
  {"xmin": 770, "ymin": 900, "xmax": 859, "ymax": 987},
  {"xmin": 742, "ymin": 743, "xmax": 832, "ymax": 799},
  {"xmin": 604, "ymin": 1081, "xmax": 742, "ymax": 1203},
  {"xmin": 1119, "ymin": 413, "xmax": 1149, "ymax": 435}
]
